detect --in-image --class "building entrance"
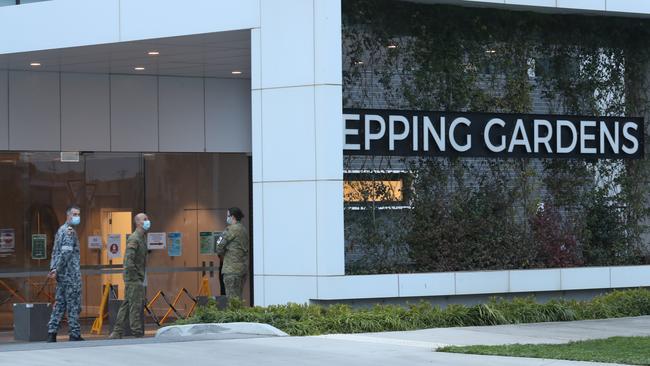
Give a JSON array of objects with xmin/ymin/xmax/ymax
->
[{"xmin": 0, "ymin": 152, "xmax": 251, "ymax": 330}]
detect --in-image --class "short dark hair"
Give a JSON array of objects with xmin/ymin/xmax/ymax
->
[
  {"xmin": 228, "ymin": 207, "xmax": 244, "ymax": 221},
  {"xmin": 66, "ymin": 205, "xmax": 81, "ymax": 215}
]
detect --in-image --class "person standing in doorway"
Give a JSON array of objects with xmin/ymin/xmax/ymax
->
[
  {"xmin": 109, "ymin": 213, "xmax": 150, "ymax": 339},
  {"xmin": 215, "ymin": 207, "xmax": 249, "ymax": 301},
  {"xmin": 47, "ymin": 205, "xmax": 84, "ymax": 342}
]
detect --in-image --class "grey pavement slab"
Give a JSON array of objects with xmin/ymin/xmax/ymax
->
[
  {"xmin": 2, "ymin": 316, "xmax": 649, "ymax": 365},
  {"xmin": 347, "ymin": 315, "xmax": 650, "ymax": 347},
  {"xmin": 0, "ymin": 334, "xmax": 622, "ymax": 366}
]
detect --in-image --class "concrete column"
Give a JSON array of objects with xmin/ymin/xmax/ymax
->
[{"xmin": 252, "ymin": 0, "xmax": 344, "ymax": 305}]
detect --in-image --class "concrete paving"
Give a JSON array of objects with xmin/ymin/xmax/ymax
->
[
  {"xmin": 337, "ymin": 315, "xmax": 650, "ymax": 348},
  {"xmin": 2, "ymin": 316, "xmax": 649, "ymax": 365}
]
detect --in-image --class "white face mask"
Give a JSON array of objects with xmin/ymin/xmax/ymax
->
[{"xmin": 226, "ymin": 216, "xmax": 233, "ymax": 225}]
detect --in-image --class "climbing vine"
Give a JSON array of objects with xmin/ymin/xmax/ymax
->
[{"xmin": 342, "ymin": 0, "xmax": 650, "ymax": 274}]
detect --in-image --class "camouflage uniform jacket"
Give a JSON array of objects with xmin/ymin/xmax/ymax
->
[
  {"xmin": 124, "ymin": 229, "xmax": 147, "ymax": 283},
  {"xmin": 216, "ymin": 222, "xmax": 249, "ymax": 275},
  {"xmin": 50, "ymin": 223, "xmax": 81, "ymax": 285}
]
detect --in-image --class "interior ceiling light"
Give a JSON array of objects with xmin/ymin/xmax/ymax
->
[
  {"xmin": 387, "ymin": 44, "xmax": 398, "ymax": 49},
  {"xmin": 148, "ymin": 51, "xmax": 160, "ymax": 56},
  {"xmin": 134, "ymin": 66, "xmax": 146, "ymax": 71},
  {"xmin": 30, "ymin": 62, "xmax": 41, "ymax": 67},
  {"xmin": 231, "ymin": 70, "xmax": 243, "ymax": 75},
  {"xmin": 486, "ymin": 49, "xmax": 497, "ymax": 54}
]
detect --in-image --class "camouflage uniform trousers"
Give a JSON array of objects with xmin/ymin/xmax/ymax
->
[
  {"xmin": 47, "ymin": 283, "xmax": 82, "ymax": 337},
  {"xmin": 113, "ymin": 281, "xmax": 144, "ymax": 336},
  {"xmin": 223, "ymin": 273, "xmax": 247, "ymax": 300}
]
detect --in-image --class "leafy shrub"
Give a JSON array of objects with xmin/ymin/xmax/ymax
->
[{"xmin": 178, "ymin": 289, "xmax": 650, "ymax": 336}]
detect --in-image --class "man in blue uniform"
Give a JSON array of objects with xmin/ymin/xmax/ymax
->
[{"xmin": 46, "ymin": 205, "xmax": 84, "ymax": 342}]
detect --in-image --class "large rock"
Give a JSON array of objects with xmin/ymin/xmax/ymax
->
[{"xmin": 155, "ymin": 322, "xmax": 288, "ymax": 339}]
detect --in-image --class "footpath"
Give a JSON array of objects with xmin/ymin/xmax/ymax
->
[{"xmin": 2, "ymin": 316, "xmax": 649, "ymax": 365}]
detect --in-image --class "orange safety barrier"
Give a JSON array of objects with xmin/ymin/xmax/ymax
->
[
  {"xmin": 159, "ymin": 288, "xmax": 197, "ymax": 325},
  {"xmin": 27, "ymin": 278, "xmax": 54, "ymax": 302},
  {"xmin": 147, "ymin": 290, "xmax": 181, "ymax": 326},
  {"xmin": 90, "ymin": 284, "xmax": 112, "ymax": 335},
  {"xmin": 187, "ymin": 276, "xmax": 212, "ymax": 317},
  {"xmin": 0, "ymin": 279, "xmax": 26, "ymax": 303}
]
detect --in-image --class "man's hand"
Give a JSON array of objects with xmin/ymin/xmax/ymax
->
[{"xmin": 47, "ymin": 269, "xmax": 57, "ymax": 279}]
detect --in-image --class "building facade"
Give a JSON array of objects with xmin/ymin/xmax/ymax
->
[{"xmin": 0, "ymin": 0, "xmax": 649, "ymax": 329}]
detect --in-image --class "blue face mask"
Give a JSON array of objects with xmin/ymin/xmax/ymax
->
[
  {"xmin": 143, "ymin": 220, "xmax": 151, "ymax": 231},
  {"xmin": 70, "ymin": 216, "xmax": 81, "ymax": 226},
  {"xmin": 226, "ymin": 216, "xmax": 233, "ymax": 225}
]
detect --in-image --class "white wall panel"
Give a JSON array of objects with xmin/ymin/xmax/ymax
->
[
  {"xmin": 315, "ymin": 85, "xmax": 342, "ymax": 180},
  {"xmin": 158, "ymin": 76, "xmax": 204, "ymax": 152},
  {"xmin": 456, "ymin": 271, "xmax": 509, "ymax": 295},
  {"xmin": 316, "ymin": 180, "xmax": 344, "ymax": 276},
  {"xmin": 0, "ymin": 0, "xmax": 120, "ymax": 54},
  {"xmin": 253, "ymin": 275, "xmax": 265, "ymax": 307},
  {"xmin": 262, "ymin": 181, "xmax": 317, "ymax": 276},
  {"xmin": 119, "ymin": 0, "xmax": 260, "ymax": 42},
  {"xmin": 318, "ymin": 275, "xmax": 399, "ymax": 300},
  {"xmin": 261, "ymin": 87, "xmax": 315, "ymax": 182},
  {"xmin": 505, "ymin": 0, "xmax": 555, "ymax": 7},
  {"xmin": 607, "ymin": 0, "xmax": 650, "ymax": 14},
  {"xmin": 251, "ymin": 90, "xmax": 263, "ymax": 182},
  {"xmin": 205, "ymin": 78, "xmax": 251, "ymax": 153},
  {"xmin": 561, "ymin": 267, "xmax": 610, "ymax": 290},
  {"xmin": 260, "ymin": 0, "xmax": 314, "ymax": 88},
  {"xmin": 9, "ymin": 71, "xmax": 59, "ymax": 151},
  {"xmin": 610, "ymin": 266, "xmax": 650, "ymax": 288},
  {"xmin": 314, "ymin": 0, "xmax": 342, "ymax": 85},
  {"xmin": 61, "ymin": 73, "xmax": 110, "ymax": 151},
  {"xmin": 252, "ymin": 183, "xmax": 265, "ymax": 275},
  {"xmin": 398, "ymin": 273, "xmax": 455, "ymax": 297},
  {"xmin": 251, "ymin": 29, "xmax": 262, "ymax": 91},
  {"xmin": 557, "ymin": 0, "xmax": 605, "ymax": 11},
  {"xmin": 264, "ymin": 276, "xmax": 317, "ymax": 305},
  {"xmin": 110, "ymin": 75, "xmax": 159, "ymax": 152},
  {"xmin": 0, "ymin": 70, "xmax": 7, "ymax": 150},
  {"xmin": 509, "ymin": 269, "xmax": 561, "ymax": 293}
]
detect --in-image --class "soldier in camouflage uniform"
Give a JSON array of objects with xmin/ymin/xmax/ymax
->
[
  {"xmin": 216, "ymin": 207, "xmax": 249, "ymax": 300},
  {"xmin": 109, "ymin": 213, "xmax": 150, "ymax": 339},
  {"xmin": 47, "ymin": 205, "xmax": 84, "ymax": 342}
]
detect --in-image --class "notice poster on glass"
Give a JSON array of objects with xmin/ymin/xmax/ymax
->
[
  {"xmin": 107, "ymin": 234, "xmax": 121, "ymax": 259},
  {"xmin": 168, "ymin": 232, "xmax": 182, "ymax": 257},
  {"xmin": 147, "ymin": 232, "xmax": 166, "ymax": 250},
  {"xmin": 0, "ymin": 229, "xmax": 15, "ymax": 256},
  {"xmin": 88, "ymin": 235, "xmax": 103, "ymax": 250},
  {"xmin": 214, "ymin": 231, "xmax": 224, "ymax": 252},
  {"xmin": 31, "ymin": 234, "xmax": 47, "ymax": 260},
  {"xmin": 199, "ymin": 232, "xmax": 214, "ymax": 254}
]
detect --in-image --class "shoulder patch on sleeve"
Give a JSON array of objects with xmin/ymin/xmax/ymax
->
[{"xmin": 127, "ymin": 242, "xmax": 138, "ymax": 249}]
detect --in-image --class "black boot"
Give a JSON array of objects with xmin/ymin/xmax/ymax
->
[
  {"xmin": 46, "ymin": 332, "xmax": 57, "ymax": 343},
  {"xmin": 69, "ymin": 334, "xmax": 85, "ymax": 341}
]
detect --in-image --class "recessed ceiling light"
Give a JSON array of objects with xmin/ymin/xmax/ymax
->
[
  {"xmin": 30, "ymin": 62, "xmax": 41, "ymax": 67},
  {"xmin": 387, "ymin": 44, "xmax": 398, "ymax": 49},
  {"xmin": 134, "ymin": 66, "xmax": 146, "ymax": 71},
  {"xmin": 231, "ymin": 70, "xmax": 242, "ymax": 75},
  {"xmin": 147, "ymin": 51, "xmax": 160, "ymax": 56},
  {"xmin": 354, "ymin": 60, "xmax": 364, "ymax": 65},
  {"xmin": 486, "ymin": 49, "xmax": 497, "ymax": 54}
]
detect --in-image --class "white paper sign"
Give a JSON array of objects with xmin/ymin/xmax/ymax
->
[
  {"xmin": 0, "ymin": 229, "xmax": 15, "ymax": 254},
  {"xmin": 88, "ymin": 235, "xmax": 103, "ymax": 250},
  {"xmin": 107, "ymin": 234, "xmax": 121, "ymax": 259},
  {"xmin": 147, "ymin": 232, "xmax": 166, "ymax": 250}
]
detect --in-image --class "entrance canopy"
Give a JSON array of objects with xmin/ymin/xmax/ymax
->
[{"xmin": 0, "ymin": 30, "xmax": 250, "ymax": 78}]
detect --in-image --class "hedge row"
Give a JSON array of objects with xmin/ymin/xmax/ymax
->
[{"xmin": 177, "ymin": 288, "xmax": 650, "ymax": 336}]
